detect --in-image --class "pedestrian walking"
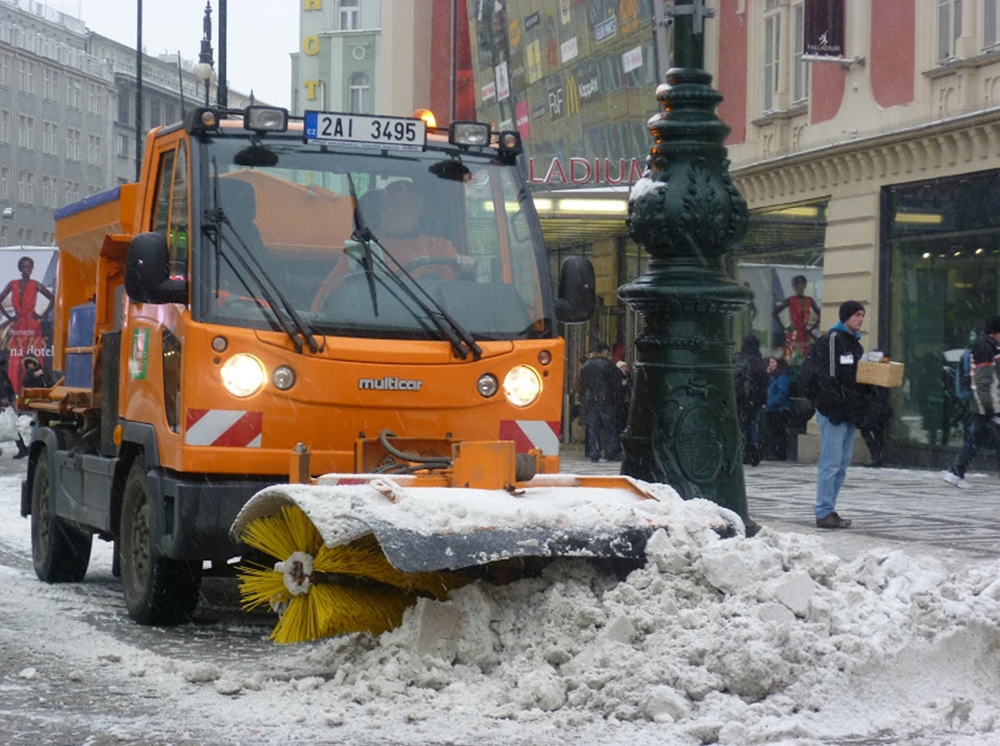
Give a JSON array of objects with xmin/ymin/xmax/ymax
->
[
  {"xmin": 578, "ymin": 342, "xmax": 622, "ymax": 462},
  {"xmin": 805, "ymin": 300, "xmax": 871, "ymax": 529},
  {"xmin": 764, "ymin": 356, "xmax": 792, "ymax": 460},
  {"xmin": 733, "ymin": 335, "xmax": 769, "ymax": 466},
  {"xmin": 944, "ymin": 315, "xmax": 1000, "ymax": 488}
]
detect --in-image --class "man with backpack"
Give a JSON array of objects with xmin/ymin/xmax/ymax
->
[
  {"xmin": 944, "ymin": 316, "xmax": 1000, "ymax": 488},
  {"xmin": 798, "ymin": 300, "xmax": 871, "ymax": 528}
]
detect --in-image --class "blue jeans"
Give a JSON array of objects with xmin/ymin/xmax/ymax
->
[
  {"xmin": 952, "ymin": 414, "xmax": 1000, "ymax": 477},
  {"xmin": 815, "ymin": 412, "xmax": 856, "ymax": 519}
]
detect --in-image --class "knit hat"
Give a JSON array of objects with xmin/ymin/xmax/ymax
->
[
  {"xmin": 985, "ymin": 316, "xmax": 1000, "ymax": 335},
  {"xmin": 616, "ymin": 360, "xmax": 628, "ymax": 371},
  {"xmin": 839, "ymin": 300, "xmax": 865, "ymax": 323}
]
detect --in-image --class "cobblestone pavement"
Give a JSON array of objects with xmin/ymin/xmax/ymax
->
[{"xmin": 558, "ymin": 444, "xmax": 1000, "ymax": 564}]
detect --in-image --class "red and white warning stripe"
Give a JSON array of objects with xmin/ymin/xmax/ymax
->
[
  {"xmin": 498, "ymin": 420, "xmax": 561, "ymax": 455},
  {"xmin": 185, "ymin": 409, "xmax": 263, "ymax": 447}
]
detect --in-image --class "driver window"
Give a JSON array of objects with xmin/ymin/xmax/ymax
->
[{"xmin": 150, "ymin": 142, "xmax": 190, "ymax": 278}]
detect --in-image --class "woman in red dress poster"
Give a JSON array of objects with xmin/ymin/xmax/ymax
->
[
  {"xmin": 772, "ymin": 274, "xmax": 820, "ymax": 368},
  {"xmin": 0, "ymin": 256, "xmax": 54, "ymax": 396}
]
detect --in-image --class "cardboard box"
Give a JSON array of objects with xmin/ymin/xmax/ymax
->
[{"xmin": 856, "ymin": 360, "xmax": 905, "ymax": 387}]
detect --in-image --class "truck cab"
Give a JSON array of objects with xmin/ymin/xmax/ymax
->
[{"xmin": 24, "ymin": 106, "xmax": 594, "ymax": 625}]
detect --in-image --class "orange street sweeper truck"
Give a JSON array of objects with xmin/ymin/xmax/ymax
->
[{"xmin": 21, "ymin": 105, "xmax": 739, "ymax": 643}]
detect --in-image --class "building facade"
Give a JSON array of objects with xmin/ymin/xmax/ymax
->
[
  {"xmin": 0, "ymin": 0, "xmax": 113, "ymax": 247},
  {"xmin": 0, "ymin": 0, "xmax": 255, "ymax": 245},
  {"xmin": 716, "ymin": 0, "xmax": 1000, "ymax": 466}
]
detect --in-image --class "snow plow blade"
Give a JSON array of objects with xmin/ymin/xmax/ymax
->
[
  {"xmin": 232, "ymin": 473, "xmax": 740, "ymax": 574},
  {"xmin": 229, "ymin": 444, "xmax": 743, "ymax": 643}
]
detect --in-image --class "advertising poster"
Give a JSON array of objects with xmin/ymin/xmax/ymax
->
[{"xmin": 0, "ymin": 247, "xmax": 58, "ymax": 396}]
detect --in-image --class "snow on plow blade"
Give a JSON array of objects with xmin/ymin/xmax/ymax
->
[
  {"xmin": 231, "ymin": 473, "xmax": 743, "ymax": 573},
  {"xmin": 229, "ymin": 472, "xmax": 743, "ymax": 643}
]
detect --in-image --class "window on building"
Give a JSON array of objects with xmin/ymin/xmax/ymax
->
[
  {"xmin": 18, "ymin": 59, "xmax": 33, "ymax": 94},
  {"xmin": 88, "ymin": 135, "xmax": 102, "ymax": 165},
  {"xmin": 64, "ymin": 180, "xmax": 80, "ymax": 206},
  {"xmin": 43, "ymin": 121, "xmax": 57, "ymax": 155},
  {"xmin": 41, "ymin": 176, "xmax": 55, "ymax": 208},
  {"xmin": 0, "ymin": 110, "xmax": 9, "ymax": 144},
  {"xmin": 349, "ymin": 72, "xmax": 370, "ymax": 113},
  {"xmin": 117, "ymin": 84, "xmax": 131, "ymax": 124},
  {"xmin": 0, "ymin": 166, "xmax": 8, "ymax": 201},
  {"xmin": 340, "ymin": 0, "xmax": 360, "ymax": 30},
  {"xmin": 986, "ymin": 0, "xmax": 1000, "ymax": 49},
  {"xmin": 18, "ymin": 115, "xmax": 34, "ymax": 149},
  {"xmin": 791, "ymin": 0, "xmax": 809, "ymax": 104},
  {"xmin": 17, "ymin": 227, "xmax": 32, "ymax": 244},
  {"xmin": 43, "ymin": 67, "xmax": 57, "ymax": 101},
  {"xmin": 66, "ymin": 76, "xmax": 81, "ymax": 109},
  {"xmin": 116, "ymin": 132, "xmax": 129, "ymax": 158},
  {"xmin": 66, "ymin": 128, "xmax": 80, "ymax": 161},
  {"xmin": 42, "ymin": 230, "xmax": 53, "ymax": 245},
  {"xmin": 763, "ymin": 0, "xmax": 781, "ymax": 112},
  {"xmin": 17, "ymin": 171, "xmax": 34, "ymax": 205},
  {"xmin": 88, "ymin": 83, "xmax": 104, "ymax": 115},
  {"xmin": 0, "ymin": 53, "xmax": 11, "ymax": 89},
  {"xmin": 938, "ymin": 0, "xmax": 963, "ymax": 61},
  {"xmin": 0, "ymin": 224, "xmax": 7, "ymax": 246}
]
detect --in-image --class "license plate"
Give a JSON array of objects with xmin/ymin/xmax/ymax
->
[{"xmin": 304, "ymin": 111, "xmax": 426, "ymax": 150}]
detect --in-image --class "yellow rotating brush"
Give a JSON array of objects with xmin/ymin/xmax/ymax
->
[{"xmin": 236, "ymin": 503, "xmax": 465, "ymax": 644}]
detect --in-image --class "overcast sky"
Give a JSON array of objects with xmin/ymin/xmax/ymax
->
[{"xmin": 46, "ymin": 0, "xmax": 298, "ymax": 109}]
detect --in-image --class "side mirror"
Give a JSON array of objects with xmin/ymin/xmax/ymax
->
[
  {"xmin": 125, "ymin": 232, "xmax": 188, "ymax": 304},
  {"xmin": 555, "ymin": 255, "xmax": 595, "ymax": 324}
]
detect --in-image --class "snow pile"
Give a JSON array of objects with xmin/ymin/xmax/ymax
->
[{"xmin": 275, "ymin": 522, "xmax": 1000, "ymax": 744}]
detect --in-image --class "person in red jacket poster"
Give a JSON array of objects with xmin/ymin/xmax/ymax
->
[{"xmin": 0, "ymin": 256, "xmax": 54, "ymax": 396}]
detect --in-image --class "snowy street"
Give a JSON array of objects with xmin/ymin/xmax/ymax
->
[{"xmin": 3, "ymin": 450, "xmax": 1000, "ymax": 746}]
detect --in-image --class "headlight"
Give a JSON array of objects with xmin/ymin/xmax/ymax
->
[
  {"xmin": 221, "ymin": 353, "xmax": 265, "ymax": 398},
  {"xmin": 503, "ymin": 365, "xmax": 541, "ymax": 408}
]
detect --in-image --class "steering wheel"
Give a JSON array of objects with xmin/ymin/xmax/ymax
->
[{"xmin": 399, "ymin": 256, "xmax": 462, "ymax": 277}]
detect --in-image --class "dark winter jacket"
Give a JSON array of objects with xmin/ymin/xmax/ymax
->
[
  {"xmin": 733, "ymin": 336, "xmax": 769, "ymax": 415},
  {"xmin": 811, "ymin": 322, "xmax": 871, "ymax": 426},
  {"xmin": 578, "ymin": 355, "xmax": 620, "ymax": 414},
  {"xmin": 969, "ymin": 333, "xmax": 1000, "ymax": 416}
]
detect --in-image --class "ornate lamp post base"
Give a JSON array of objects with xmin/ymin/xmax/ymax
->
[{"xmin": 619, "ymin": 0, "xmax": 758, "ymax": 533}]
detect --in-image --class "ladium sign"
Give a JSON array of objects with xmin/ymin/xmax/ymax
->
[{"xmin": 527, "ymin": 156, "xmax": 645, "ymax": 185}]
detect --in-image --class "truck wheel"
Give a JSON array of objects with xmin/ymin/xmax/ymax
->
[
  {"xmin": 31, "ymin": 451, "xmax": 93, "ymax": 582},
  {"xmin": 119, "ymin": 459, "xmax": 202, "ymax": 625}
]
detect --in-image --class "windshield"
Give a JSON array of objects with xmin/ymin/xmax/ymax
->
[{"xmin": 194, "ymin": 133, "xmax": 553, "ymax": 342}]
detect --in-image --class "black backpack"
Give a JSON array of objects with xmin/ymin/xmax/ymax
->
[{"xmin": 797, "ymin": 332, "xmax": 836, "ymax": 403}]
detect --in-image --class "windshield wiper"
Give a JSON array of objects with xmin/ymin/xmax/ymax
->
[
  {"xmin": 344, "ymin": 174, "xmax": 379, "ymax": 315},
  {"xmin": 367, "ymin": 238, "xmax": 483, "ymax": 361},
  {"xmin": 205, "ymin": 170, "xmax": 320, "ymax": 354}
]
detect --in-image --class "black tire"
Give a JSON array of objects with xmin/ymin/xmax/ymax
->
[
  {"xmin": 119, "ymin": 459, "xmax": 202, "ymax": 625},
  {"xmin": 31, "ymin": 451, "xmax": 93, "ymax": 582}
]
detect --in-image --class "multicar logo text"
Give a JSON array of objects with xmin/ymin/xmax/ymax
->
[{"xmin": 358, "ymin": 376, "xmax": 424, "ymax": 391}]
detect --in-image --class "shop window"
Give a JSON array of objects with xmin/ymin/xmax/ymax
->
[
  {"xmin": 883, "ymin": 172, "xmax": 1000, "ymax": 450},
  {"xmin": 731, "ymin": 201, "xmax": 828, "ymax": 372}
]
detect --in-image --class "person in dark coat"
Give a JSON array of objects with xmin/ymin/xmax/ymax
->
[
  {"xmin": 810, "ymin": 301, "xmax": 873, "ymax": 529},
  {"xmin": 945, "ymin": 315, "xmax": 1000, "ymax": 488},
  {"xmin": 860, "ymin": 386, "xmax": 892, "ymax": 467},
  {"xmin": 764, "ymin": 356, "xmax": 792, "ymax": 460},
  {"xmin": 733, "ymin": 335, "xmax": 769, "ymax": 466},
  {"xmin": 578, "ymin": 342, "xmax": 622, "ymax": 462}
]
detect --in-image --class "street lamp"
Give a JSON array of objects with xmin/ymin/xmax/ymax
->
[
  {"xmin": 193, "ymin": 1, "xmax": 215, "ymax": 106},
  {"xmin": 1, "ymin": 207, "xmax": 13, "ymax": 220}
]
